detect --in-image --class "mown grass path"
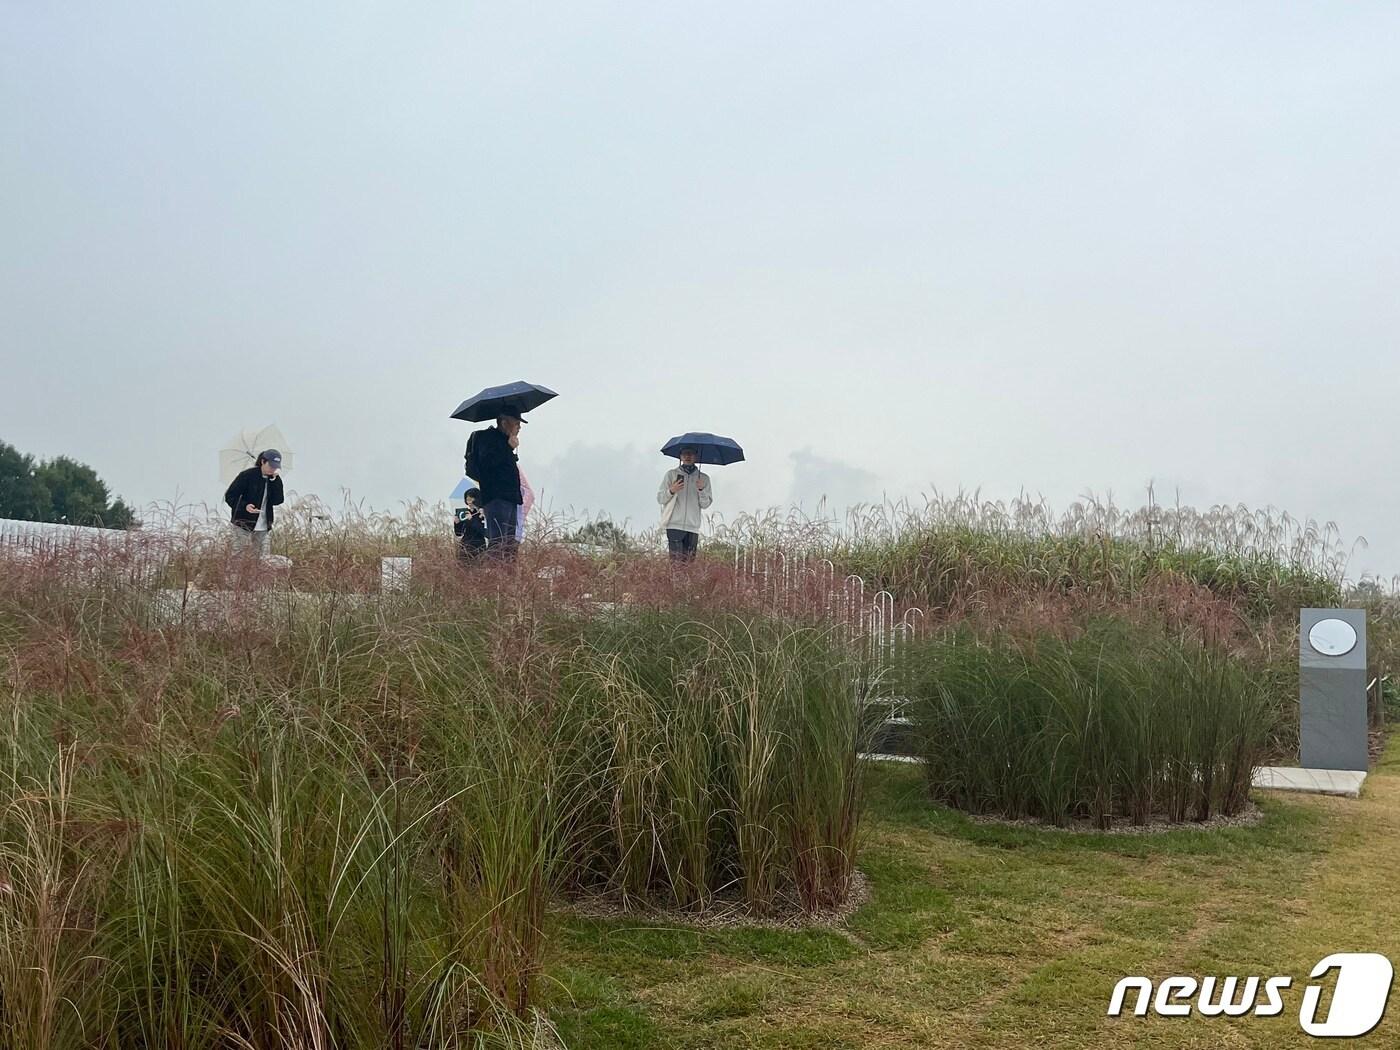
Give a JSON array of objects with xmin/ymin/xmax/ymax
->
[{"xmin": 548, "ymin": 739, "xmax": 1400, "ymax": 1048}]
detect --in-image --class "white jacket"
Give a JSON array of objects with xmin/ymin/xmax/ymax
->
[{"xmin": 657, "ymin": 467, "xmax": 713, "ymax": 534}]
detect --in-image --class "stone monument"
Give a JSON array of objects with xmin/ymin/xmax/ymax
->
[{"xmin": 1299, "ymin": 608, "xmax": 1368, "ymax": 772}]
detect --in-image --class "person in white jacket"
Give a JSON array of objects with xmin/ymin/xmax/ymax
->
[{"xmin": 657, "ymin": 446, "xmax": 712, "ymax": 562}]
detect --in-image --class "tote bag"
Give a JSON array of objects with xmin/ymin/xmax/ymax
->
[{"xmin": 659, "ymin": 472, "xmax": 680, "ymax": 529}]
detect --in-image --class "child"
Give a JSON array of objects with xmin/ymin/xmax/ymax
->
[{"xmin": 454, "ymin": 486, "xmax": 488, "ymax": 561}]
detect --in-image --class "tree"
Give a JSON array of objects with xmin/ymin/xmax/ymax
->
[
  {"xmin": 569, "ymin": 518, "xmax": 632, "ymax": 551},
  {"xmin": 0, "ymin": 442, "xmax": 51, "ymax": 521},
  {"xmin": 0, "ymin": 441, "xmax": 137, "ymax": 529}
]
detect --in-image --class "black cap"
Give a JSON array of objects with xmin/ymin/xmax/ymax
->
[{"xmin": 261, "ymin": 449, "xmax": 283, "ymax": 468}]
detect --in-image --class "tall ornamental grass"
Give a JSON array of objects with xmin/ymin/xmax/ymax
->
[
  {"xmin": 0, "ymin": 553, "xmax": 869, "ymax": 1048},
  {"xmin": 557, "ymin": 612, "xmax": 867, "ymax": 913},
  {"xmin": 896, "ymin": 622, "xmax": 1283, "ymax": 828}
]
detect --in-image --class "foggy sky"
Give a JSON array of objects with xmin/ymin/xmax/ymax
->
[{"xmin": 2, "ymin": 2, "xmax": 1397, "ymax": 579}]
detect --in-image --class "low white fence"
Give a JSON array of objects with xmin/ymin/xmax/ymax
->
[
  {"xmin": 0, "ymin": 517, "xmax": 130, "ymax": 552},
  {"xmin": 731, "ymin": 545, "xmax": 927, "ymax": 680},
  {"xmin": 0, "ymin": 516, "xmax": 176, "ymax": 583}
]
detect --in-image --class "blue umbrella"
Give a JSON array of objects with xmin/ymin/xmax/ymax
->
[
  {"xmin": 450, "ymin": 381, "xmax": 558, "ymax": 422},
  {"xmin": 661, "ymin": 432, "xmax": 745, "ymax": 466}
]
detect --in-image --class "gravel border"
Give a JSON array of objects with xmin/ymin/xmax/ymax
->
[{"xmin": 966, "ymin": 802, "xmax": 1265, "ymax": 835}]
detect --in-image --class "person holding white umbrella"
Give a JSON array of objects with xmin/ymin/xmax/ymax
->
[
  {"xmin": 219, "ymin": 425, "xmax": 293, "ymax": 559},
  {"xmin": 224, "ymin": 449, "xmax": 284, "ymax": 557}
]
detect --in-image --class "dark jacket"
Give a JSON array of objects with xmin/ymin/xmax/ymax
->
[
  {"xmin": 454, "ymin": 506, "xmax": 488, "ymax": 553},
  {"xmin": 466, "ymin": 426, "xmax": 522, "ymax": 505},
  {"xmin": 224, "ymin": 466, "xmax": 285, "ymax": 531}
]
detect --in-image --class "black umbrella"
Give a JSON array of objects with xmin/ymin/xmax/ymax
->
[
  {"xmin": 450, "ymin": 381, "xmax": 558, "ymax": 422},
  {"xmin": 661, "ymin": 432, "xmax": 746, "ymax": 466}
]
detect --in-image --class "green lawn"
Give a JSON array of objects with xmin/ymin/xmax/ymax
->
[{"xmin": 545, "ymin": 739, "xmax": 1400, "ymax": 1049}]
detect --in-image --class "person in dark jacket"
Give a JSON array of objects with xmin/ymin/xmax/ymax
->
[
  {"xmin": 453, "ymin": 486, "xmax": 488, "ymax": 561},
  {"xmin": 224, "ymin": 450, "xmax": 284, "ymax": 557},
  {"xmin": 464, "ymin": 412, "xmax": 524, "ymax": 560}
]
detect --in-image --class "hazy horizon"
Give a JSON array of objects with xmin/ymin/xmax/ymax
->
[{"xmin": 3, "ymin": 3, "xmax": 1396, "ymax": 580}]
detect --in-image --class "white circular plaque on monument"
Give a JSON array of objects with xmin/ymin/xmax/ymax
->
[{"xmin": 1308, "ymin": 618, "xmax": 1358, "ymax": 657}]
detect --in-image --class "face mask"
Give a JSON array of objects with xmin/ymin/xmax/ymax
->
[{"xmin": 680, "ymin": 463, "xmax": 698, "ymax": 474}]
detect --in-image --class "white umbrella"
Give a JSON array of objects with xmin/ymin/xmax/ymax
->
[{"xmin": 220, "ymin": 425, "xmax": 294, "ymax": 486}]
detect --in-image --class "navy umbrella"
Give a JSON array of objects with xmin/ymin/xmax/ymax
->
[
  {"xmin": 661, "ymin": 432, "xmax": 745, "ymax": 466},
  {"xmin": 450, "ymin": 381, "xmax": 558, "ymax": 422}
]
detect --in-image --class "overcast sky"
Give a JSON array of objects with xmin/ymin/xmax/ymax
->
[{"xmin": 2, "ymin": 3, "xmax": 1397, "ymax": 579}]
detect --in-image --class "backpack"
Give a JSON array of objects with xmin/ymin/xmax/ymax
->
[{"xmin": 464, "ymin": 431, "xmax": 484, "ymax": 482}]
